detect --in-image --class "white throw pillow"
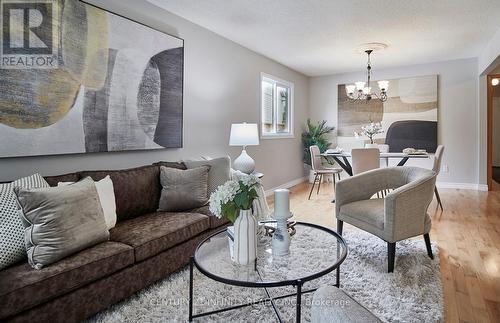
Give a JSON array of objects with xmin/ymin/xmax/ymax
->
[
  {"xmin": 0, "ymin": 173, "xmax": 49, "ymax": 269},
  {"xmin": 58, "ymin": 176, "xmax": 117, "ymax": 229}
]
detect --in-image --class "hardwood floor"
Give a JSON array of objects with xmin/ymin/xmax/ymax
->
[{"xmin": 267, "ymin": 180, "xmax": 500, "ymax": 323}]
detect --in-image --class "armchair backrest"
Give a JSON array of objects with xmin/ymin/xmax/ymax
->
[
  {"xmin": 432, "ymin": 145, "xmax": 444, "ymax": 174},
  {"xmin": 309, "ymin": 145, "xmax": 322, "ymax": 171},
  {"xmin": 351, "ymin": 148, "xmax": 380, "ymax": 175}
]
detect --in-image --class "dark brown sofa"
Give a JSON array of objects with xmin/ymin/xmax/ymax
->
[{"xmin": 0, "ymin": 162, "xmax": 229, "ymax": 322}]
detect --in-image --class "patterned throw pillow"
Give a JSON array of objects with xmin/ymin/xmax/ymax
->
[
  {"xmin": 184, "ymin": 156, "xmax": 231, "ymax": 196},
  {"xmin": 0, "ymin": 174, "xmax": 49, "ymax": 269}
]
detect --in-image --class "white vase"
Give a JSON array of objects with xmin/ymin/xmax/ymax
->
[
  {"xmin": 365, "ymin": 143, "xmax": 379, "ymax": 148},
  {"xmin": 233, "ymin": 209, "xmax": 257, "ymax": 266}
]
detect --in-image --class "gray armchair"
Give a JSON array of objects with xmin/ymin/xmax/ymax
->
[{"xmin": 335, "ymin": 166, "xmax": 437, "ymax": 272}]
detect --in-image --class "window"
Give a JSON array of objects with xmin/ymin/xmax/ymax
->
[{"xmin": 260, "ymin": 73, "xmax": 294, "ymax": 138}]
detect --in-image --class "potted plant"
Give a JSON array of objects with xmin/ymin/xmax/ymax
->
[
  {"xmin": 354, "ymin": 122, "xmax": 384, "ymax": 148},
  {"xmin": 301, "ymin": 119, "xmax": 335, "ymax": 182},
  {"xmin": 209, "ymin": 175, "xmax": 259, "ymax": 265}
]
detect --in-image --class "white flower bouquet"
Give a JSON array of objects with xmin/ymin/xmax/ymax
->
[
  {"xmin": 354, "ymin": 122, "xmax": 384, "ymax": 144},
  {"xmin": 209, "ymin": 174, "xmax": 260, "ymax": 223}
]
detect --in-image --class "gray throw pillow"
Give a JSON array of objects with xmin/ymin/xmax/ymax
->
[
  {"xmin": 184, "ymin": 156, "xmax": 231, "ymax": 195},
  {"xmin": 158, "ymin": 166, "xmax": 210, "ymax": 212},
  {"xmin": 14, "ymin": 177, "xmax": 109, "ymax": 269}
]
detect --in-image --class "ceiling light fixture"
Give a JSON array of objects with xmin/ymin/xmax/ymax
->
[
  {"xmin": 492, "ymin": 78, "xmax": 499, "ymax": 86},
  {"xmin": 345, "ymin": 49, "xmax": 388, "ymax": 102}
]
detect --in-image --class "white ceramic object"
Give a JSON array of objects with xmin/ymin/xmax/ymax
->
[
  {"xmin": 228, "ymin": 236, "xmax": 235, "ymax": 262},
  {"xmin": 272, "ymin": 189, "xmax": 292, "ymax": 256},
  {"xmin": 365, "ymin": 143, "xmax": 379, "ymax": 148},
  {"xmin": 233, "ymin": 149, "xmax": 255, "ymax": 174},
  {"xmin": 233, "ymin": 209, "xmax": 257, "ymax": 265},
  {"xmin": 272, "ymin": 218, "xmax": 291, "ymax": 256}
]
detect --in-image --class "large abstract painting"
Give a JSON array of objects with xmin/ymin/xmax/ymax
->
[
  {"xmin": 338, "ymin": 75, "xmax": 438, "ymax": 152},
  {"xmin": 0, "ymin": 0, "xmax": 183, "ymax": 158}
]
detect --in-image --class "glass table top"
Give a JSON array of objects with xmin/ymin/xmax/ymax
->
[{"xmin": 194, "ymin": 222, "xmax": 347, "ymax": 287}]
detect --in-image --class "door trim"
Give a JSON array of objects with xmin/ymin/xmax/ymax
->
[{"xmin": 487, "ymin": 74, "xmax": 500, "ymax": 190}]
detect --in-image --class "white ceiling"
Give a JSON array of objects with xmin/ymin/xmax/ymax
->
[{"xmin": 148, "ymin": 0, "xmax": 500, "ymax": 76}]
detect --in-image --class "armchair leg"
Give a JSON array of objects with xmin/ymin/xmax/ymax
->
[
  {"xmin": 337, "ymin": 220, "xmax": 343, "ymax": 235},
  {"xmin": 333, "ymin": 174, "xmax": 336, "ymax": 192},
  {"xmin": 424, "ymin": 233, "xmax": 434, "ymax": 259},
  {"xmin": 388, "ymin": 242, "xmax": 396, "ymax": 273},
  {"xmin": 434, "ymin": 187, "xmax": 443, "ymax": 211},
  {"xmin": 308, "ymin": 174, "xmax": 318, "ymax": 200}
]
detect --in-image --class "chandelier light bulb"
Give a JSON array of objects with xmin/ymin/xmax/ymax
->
[
  {"xmin": 378, "ymin": 80, "xmax": 389, "ymax": 92},
  {"xmin": 346, "ymin": 84, "xmax": 356, "ymax": 95},
  {"xmin": 492, "ymin": 78, "xmax": 500, "ymax": 86},
  {"xmin": 355, "ymin": 81, "xmax": 365, "ymax": 91}
]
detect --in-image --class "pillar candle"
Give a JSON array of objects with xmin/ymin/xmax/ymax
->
[{"xmin": 274, "ymin": 189, "xmax": 290, "ymax": 219}]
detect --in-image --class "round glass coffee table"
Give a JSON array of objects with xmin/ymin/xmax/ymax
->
[{"xmin": 188, "ymin": 221, "xmax": 347, "ymax": 323}]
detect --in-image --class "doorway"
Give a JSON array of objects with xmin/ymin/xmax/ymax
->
[{"xmin": 487, "ymin": 74, "xmax": 500, "ymax": 190}]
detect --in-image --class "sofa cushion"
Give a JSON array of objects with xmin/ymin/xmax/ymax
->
[
  {"xmin": 339, "ymin": 198, "xmax": 385, "ymax": 230},
  {"xmin": 80, "ymin": 165, "xmax": 161, "ymax": 221},
  {"xmin": 188, "ymin": 205, "xmax": 230, "ymax": 229},
  {"xmin": 110, "ymin": 212, "xmax": 210, "ymax": 262},
  {"xmin": 0, "ymin": 241, "xmax": 134, "ymax": 319},
  {"xmin": 44, "ymin": 172, "xmax": 80, "ymax": 187}
]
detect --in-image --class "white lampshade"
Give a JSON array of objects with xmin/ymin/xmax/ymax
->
[
  {"xmin": 355, "ymin": 81, "xmax": 365, "ymax": 91},
  {"xmin": 362, "ymin": 86, "xmax": 371, "ymax": 95},
  {"xmin": 229, "ymin": 123, "xmax": 259, "ymax": 147},
  {"xmin": 378, "ymin": 80, "xmax": 389, "ymax": 91},
  {"xmin": 345, "ymin": 84, "xmax": 356, "ymax": 95}
]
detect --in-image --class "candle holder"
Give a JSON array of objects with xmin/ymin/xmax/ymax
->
[{"xmin": 272, "ymin": 189, "xmax": 292, "ymax": 256}]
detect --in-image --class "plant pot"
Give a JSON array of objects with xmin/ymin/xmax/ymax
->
[{"xmin": 233, "ymin": 209, "xmax": 257, "ymax": 265}]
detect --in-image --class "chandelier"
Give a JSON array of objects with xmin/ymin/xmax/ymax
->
[{"xmin": 345, "ymin": 49, "xmax": 389, "ymax": 102}]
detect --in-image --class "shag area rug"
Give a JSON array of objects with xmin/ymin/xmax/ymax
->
[{"xmin": 89, "ymin": 229, "xmax": 443, "ymax": 323}]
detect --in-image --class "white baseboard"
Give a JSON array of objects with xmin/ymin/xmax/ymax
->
[
  {"xmin": 436, "ymin": 182, "xmax": 489, "ymax": 191},
  {"xmin": 265, "ymin": 176, "xmax": 308, "ymax": 197},
  {"xmin": 264, "ymin": 178, "xmax": 488, "ymax": 196}
]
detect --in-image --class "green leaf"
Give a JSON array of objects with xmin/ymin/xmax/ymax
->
[
  {"xmin": 222, "ymin": 201, "xmax": 238, "ymax": 223},
  {"xmin": 301, "ymin": 119, "xmax": 335, "ymax": 165}
]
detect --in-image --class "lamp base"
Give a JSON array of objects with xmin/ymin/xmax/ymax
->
[{"xmin": 233, "ymin": 149, "xmax": 255, "ymax": 174}]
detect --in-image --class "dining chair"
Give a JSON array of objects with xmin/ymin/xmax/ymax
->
[
  {"xmin": 351, "ymin": 148, "xmax": 380, "ymax": 175},
  {"xmin": 336, "ymin": 166, "xmax": 437, "ymax": 272},
  {"xmin": 309, "ymin": 145, "xmax": 343, "ymax": 200},
  {"xmin": 432, "ymin": 145, "xmax": 445, "ymax": 211}
]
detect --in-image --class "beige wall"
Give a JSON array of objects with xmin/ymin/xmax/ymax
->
[
  {"xmin": 0, "ymin": 0, "xmax": 310, "ymax": 190},
  {"xmin": 310, "ymin": 58, "xmax": 479, "ymax": 186}
]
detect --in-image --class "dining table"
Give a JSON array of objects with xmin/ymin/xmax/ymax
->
[{"xmin": 321, "ymin": 151, "xmax": 430, "ymax": 176}]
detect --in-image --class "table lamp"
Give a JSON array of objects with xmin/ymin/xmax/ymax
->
[{"xmin": 229, "ymin": 123, "xmax": 259, "ymax": 174}]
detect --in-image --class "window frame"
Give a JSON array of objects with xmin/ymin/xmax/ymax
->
[{"xmin": 259, "ymin": 72, "xmax": 295, "ymax": 139}]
